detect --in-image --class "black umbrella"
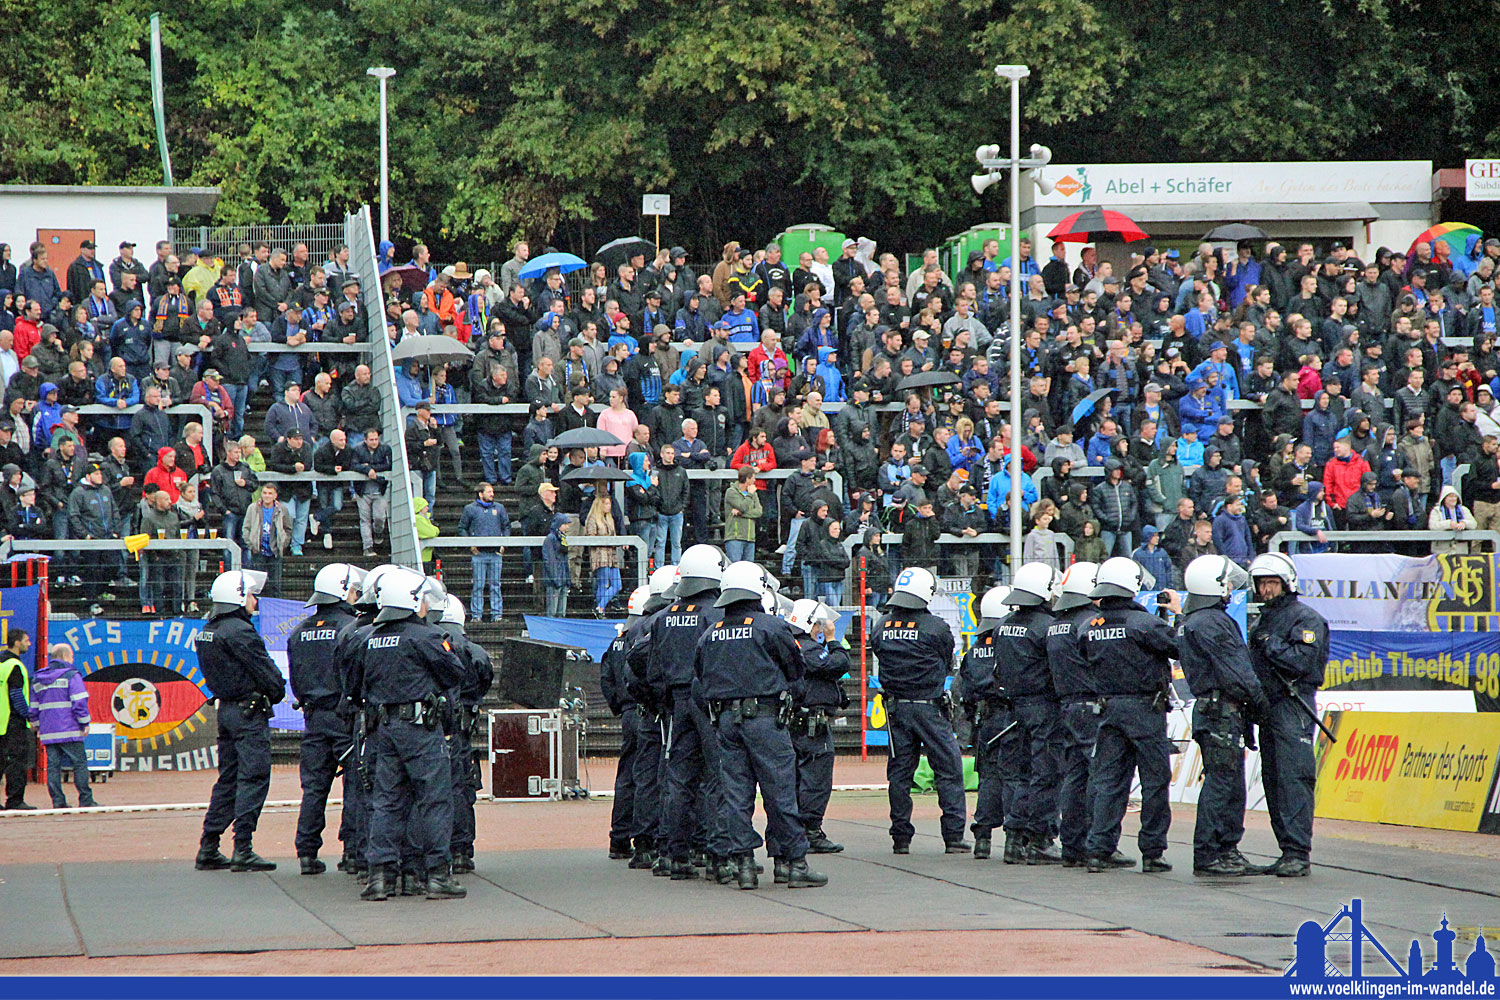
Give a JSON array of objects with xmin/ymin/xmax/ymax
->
[
  {"xmin": 1202, "ymin": 223, "xmax": 1269, "ymax": 242},
  {"xmin": 561, "ymin": 464, "xmax": 633, "ymax": 482},
  {"xmin": 897, "ymin": 371, "xmax": 962, "ymax": 392},
  {"xmin": 596, "ymin": 236, "xmax": 656, "ymax": 271},
  {"xmin": 548, "ymin": 426, "xmax": 627, "ymax": 450}
]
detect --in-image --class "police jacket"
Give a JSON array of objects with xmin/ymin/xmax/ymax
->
[
  {"xmin": 992, "ymin": 606, "xmax": 1055, "ymax": 699},
  {"xmin": 957, "ymin": 628, "xmax": 1000, "ymax": 707},
  {"xmin": 287, "ymin": 602, "xmax": 357, "ymax": 711},
  {"xmin": 623, "ymin": 597, "xmax": 671, "ymax": 707},
  {"xmin": 644, "ymin": 589, "xmax": 720, "ymax": 694},
  {"xmin": 196, "ymin": 608, "xmax": 285, "ymax": 703},
  {"xmin": 358, "ymin": 612, "xmax": 466, "ymax": 707},
  {"xmin": 1079, "ymin": 596, "xmax": 1177, "ymax": 698},
  {"xmin": 1046, "ymin": 605, "xmax": 1098, "ymax": 699},
  {"xmin": 1248, "ymin": 593, "xmax": 1328, "ymax": 701},
  {"xmin": 1177, "ymin": 604, "xmax": 1267, "ymax": 712},
  {"xmin": 460, "ymin": 639, "xmax": 494, "ymax": 707},
  {"xmin": 869, "ymin": 609, "xmax": 954, "ymax": 700},
  {"xmin": 335, "ymin": 610, "xmax": 378, "ymax": 710},
  {"xmin": 694, "ymin": 599, "xmax": 803, "ymax": 701},
  {"xmin": 792, "ymin": 635, "xmax": 848, "ymax": 710},
  {"xmin": 601, "ymin": 620, "xmax": 637, "ymax": 716}
]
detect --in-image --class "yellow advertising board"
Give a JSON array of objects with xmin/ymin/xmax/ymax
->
[{"xmin": 1314, "ymin": 711, "xmax": 1500, "ymax": 832}]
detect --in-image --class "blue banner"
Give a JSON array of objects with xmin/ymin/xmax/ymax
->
[
  {"xmin": 257, "ymin": 596, "xmax": 310, "ymax": 731},
  {"xmin": 0, "ymin": 582, "xmax": 42, "ymax": 674},
  {"xmin": 1326, "ymin": 629, "xmax": 1500, "ymax": 704},
  {"xmin": 524, "ymin": 615, "xmax": 621, "ymax": 662}
]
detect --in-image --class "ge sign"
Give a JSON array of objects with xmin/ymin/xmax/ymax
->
[
  {"xmin": 1466, "ymin": 159, "xmax": 1500, "ymax": 202},
  {"xmin": 642, "ymin": 194, "xmax": 671, "ymax": 216}
]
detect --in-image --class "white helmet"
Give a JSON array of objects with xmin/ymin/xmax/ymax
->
[
  {"xmin": 1184, "ymin": 555, "xmax": 1250, "ymax": 612},
  {"xmin": 1008, "ymin": 562, "xmax": 1060, "ymax": 608},
  {"xmin": 976, "ymin": 585, "xmax": 1013, "ymax": 629},
  {"xmin": 1091, "ymin": 556, "xmax": 1144, "ymax": 600},
  {"xmin": 715, "ymin": 561, "xmax": 769, "ymax": 607},
  {"xmin": 786, "ymin": 598, "xmax": 821, "ymax": 634},
  {"xmin": 356, "ymin": 563, "xmax": 403, "ymax": 609},
  {"xmin": 209, "ymin": 569, "xmax": 267, "ymax": 612},
  {"xmin": 677, "ymin": 544, "xmax": 725, "ymax": 597},
  {"xmin": 374, "ymin": 567, "xmax": 427, "ymax": 621},
  {"xmin": 648, "ymin": 564, "xmax": 678, "ymax": 596},
  {"xmin": 1054, "ymin": 561, "xmax": 1099, "ymax": 612},
  {"xmin": 887, "ymin": 566, "xmax": 937, "ymax": 610},
  {"xmin": 1248, "ymin": 551, "xmax": 1298, "ymax": 594},
  {"xmin": 420, "ymin": 576, "xmax": 449, "ymax": 623},
  {"xmin": 627, "ymin": 585, "xmax": 652, "ymax": 617},
  {"xmin": 441, "ymin": 594, "xmax": 467, "ymax": 628},
  {"xmin": 309, "ymin": 563, "xmax": 365, "ymax": 606}
]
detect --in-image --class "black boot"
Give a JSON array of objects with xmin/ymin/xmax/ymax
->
[
  {"xmin": 1002, "ymin": 831, "xmax": 1025, "ymax": 864},
  {"xmin": 425, "ymin": 865, "xmax": 468, "ymax": 899},
  {"xmin": 1086, "ymin": 856, "xmax": 1107, "ymax": 874},
  {"xmin": 973, "ymin": 835, "xmax": 992, "ymax": 860},
  {"xmin": 805, "ymin": 829, "xmax": 844, "ymax": 854},
  {"xmin": 1105, "ymin": 850, "xmax": 1136, "ymax": 868},
  {"xmin": 195, "ymin": 842, "xmax": 232, "ymax": 871},
  {"xmin": 1026, "ymin": 837, "xmax": 1063, "ymax": 865},
  {"xmin": 736, "ymin": 854, "xmax": 759, "ymax": 890},
  {"xmin": 772, "ymin": 857, "xmax": 789, "ymax": 884},
  {"xmin": 1193, "ymin": 855, "xmax": 1246, "ymax": 877},
  {"xmin": 360, "ymin": 865, "xmax": 391, "ymax": 901},
  {"xmin": 400, "ymin": 871, "xmax": 423, "ymax": 896},
  {"xmin": 451, "ymin": 851, "xmax": 475, "ymax": 874},
  {"xmin": 1141, "ymin": 855, "xmax": 1173, "ymax": 873},
  {"xmin": 651, "ymin": 855, "xmax": 671, "ymax": 877},
  {"xmin": 1265, "ymin": 856, "xmax": 1310, "ymax": 878},
  {"xmin": 670, "ymin": 858, "xmax": 701, "ymax": 880},
  {"xmin": 944, "ymin": 840, "xmax": 973, "ymax": 854},
  {"xmin": 230, "ymin": 847, "xmax": 276, "ymax": 872},
  {"xmin": 336, "ymin": 850, "xmax": 357, "ymax": 873},
  {"xmin": 628, "ymin": 847, "xmax": 657, "ymax": 870},
  {"xmin": 786, "ymin": 858, "xmax": 828, "ymax": 888},
  {"xmin": 609, "ymin": 839, "xmax": 632, "ymax": 859},
  {"xmin": 351, "ymin": 860, "xmax": 370, "ymax": 881},
  {"xmin": 690, "ymin": 849, "xmax": 707, "ymax": 868},
  {"xmin": 891, "ymin": 840, "xmax": 911, "ymax": 855},
  {"xmin": 714, "ymin": 858, "xmax": 738, "ymax": 885},
  {"xmin": 300, "ymin": 856, "xmax": 326, "ymax": 875}
]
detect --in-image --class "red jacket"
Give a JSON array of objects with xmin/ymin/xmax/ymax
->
[
  {"xmin": 1322, "ymin": 452, "xmax": 1370, "ymax": 509},
  {"xmin": 144, "ymin": 447, "xmax": 188, "ymax": 503},
  {"xmin": 13, "ymin": 318, "xmax": 38, "ymax": 360},
  {"xmin": 730, "ymin": 440, "xmax": 777, "ymax": 489}
]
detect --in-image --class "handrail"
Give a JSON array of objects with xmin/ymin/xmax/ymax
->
[
  {"xmin": 78, "ymin": 402, "xmax": 215, "ymax": 462},
  {"xmin": 7, "ymin": 537, "xmax": 242, "ymax": 569},
  {"xmin": 254, "ymin": 470, "xmax": 393, "ymax": 483},
  {"xmin": 1268, "ymin": 529, "xmax": 1500, "ymax": 552},
  {"xmin": 246, "ymin": 342, "xmax": 371, "ymax": 354},
  {"xmin": 422, "ymin": 534, "xmax": 649, "ymax": 588}
]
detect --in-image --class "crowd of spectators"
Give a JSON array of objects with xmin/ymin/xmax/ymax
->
[{"xmin": 2, "ymin": 226, "xmax": 1498, "ymax": 618}]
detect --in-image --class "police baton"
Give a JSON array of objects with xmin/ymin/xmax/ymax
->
[
  {"xmin": 984, "ymin": 718, "xmax": 1020, "ymax": 748},
  {"xmin": 1284, "ymin": 680, "xmax": 1337, "ymax": 744}
]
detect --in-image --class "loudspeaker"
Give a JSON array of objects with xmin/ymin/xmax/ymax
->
[{"xmin": 496, "ymin": 637, "xmax": 598, "ymax": 710}]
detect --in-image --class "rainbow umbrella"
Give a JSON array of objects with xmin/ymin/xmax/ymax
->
[{"xmin": 1407, "ymin": 222, "xmax": 1483, "ymax": 272}]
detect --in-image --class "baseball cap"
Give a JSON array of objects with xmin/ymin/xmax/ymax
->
[
  {"xmin": 645, "ymin": 288, "xmax": 662, "ymax": 299},
  {"xmin": 286, "ymin": 427, "xmax": 305, "ymax": 438},
  {"xmin": 60, "ymin": 405, "xmax": 78, "ymax": 414},
  {"xmin": 539, "ymin": 482, "xmax": 558, "ymax": 494},
  {"xmin": 340, "ymin": 276, "xmax": 361, "ymax": 289},
  {"xmin": 910, "ymin": 464, "xmax": 929, "ymax": 477},
  {"xmin": 1143, "ymin": 381, "xmax": 1162, "ymax": 393},
  {"xmin": 203, "ymin": 368, "xmax": 222, "ymax": 380},
  {"xmin": 20, "ymin": 356, "xmax": 38, "ymax": 369},
  {"xmin": 568, "ymin": 336, "xmax": 586, "ymax": 348},
  {"xmin": 176, "ymin": 344, "xmax": 196, "ymax": 357},
  {"xmin": 1164, "ymin": 248, "xmax": 1180, "ymax": 259},
  {"xmin": 669, "ymin": 246, "xmax": 687, "ymax": 257},
  {"xmin": 119, "ymin": 240, "xmax": 136, "ymax": 249},
  {"xmin": 189, "ymin": 246, "xmax": 205, "ymax": 256},
  {"xmin": 841, "ymin": 238, "xmax": 856, "ymax": 249},
  {"xmin": 79, "ymin": 239, "xmax": 95, "ymax": 250}
]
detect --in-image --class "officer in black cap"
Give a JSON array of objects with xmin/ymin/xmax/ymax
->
[
  {"xmin": 603, "ymin": 585, "xmax": 653, "ymax": 860},
  {"xmin": 958, "ymin": 585, "xmax": 1011, "ymax": 860},
  {"xmin": 1179, "ymin": 555, "xmax": 1269, "ymax": 877},
  {"xmin": 623, "ymin": 564, "xmax": 679, "ymax": 872},
  {"xmin": 696, "ymin": 561, "xmax": 827, "ymax": 889},
  {"xmin": 992, "ymin": 562, "xmax": 1063, "ymax": 864},
  {"xmin": 288, "ymin": 563, "xmax": 365, "ymax": 875},
  {"xmin": 195, "ymin": 569, "xmax": 286, "ymax": 872},
  {"xmin": 770, "ymin": 599, "xmax": 849, "ymax": 880},
  {"xmin": 869, "ymin": 566, "xmax": 969, "ymax": 854},
  {"xmin": 640, "ymin": 544, "xmax": 730, "ymax": 882},
  {"xmin": 1081, "ymin": 557, "xmax": 1181, "ymax": 874},
  {"xmin": 431, "ymin": 591, "xmax": 493, "ymax": 875},
  {"xmin": 351, "ymin": 568, "xmax": 467, "ymax": 901},
  {"xmin": 1246, "ymin": 552, "xmax": 1328, "ymax": 878}
]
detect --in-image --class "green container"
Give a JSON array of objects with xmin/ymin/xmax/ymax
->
[
  {"xmin": 912, "ymin": 755, "xmax": 980, "ymax": 792},
  {"xmin": 943, "ymin": 222, "xmax": 1010, "ymax": 285},
  {"xmin": 773, "ymin": 223, "xmax": 848, "ymax": 265}
]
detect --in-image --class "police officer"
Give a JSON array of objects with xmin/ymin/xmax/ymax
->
[
  {"xmin": 434, "ymin": 595, "xmax": 493, "ymax": 875},
  {"xmin": 958, "ymin": 585, "xmax": 1011, "ymax": 860},
  {"xmin": 288, "ymin": 563, "xmax": 365, "ymax": 875},
  {"xmin": 334, "ymin": 564, "xmax": 396, "ymax": 879},
  {"xmin": 774, "ymin": 600, "xmax": 849, "ymax": 878},
  {"xmin": 195, "ymin": 569, "xmax": 286, "ymax": 872},
  {"xmin": 352, "ymin": 568, "xmax": 468, "ymax": 901},
  {"xmin": 1247, "ymin": 552, "xmax": 1329, "ymax": 878},
  {"xmin": 869, "ymin": 567, "xmax": 969, "ymax": 854},
  {"xmin": 1047, "ymin": 562, "xmax": 1117, "ymax": 868},
  {"xmin": 696, "ymin": 562, "xmax": 827, "ymax": 889},
  {"xmin": 992, "ymin": 562, "xmax": 1063, "ymax": 864},
  {"xmin": 1179, "ymin": 555, "xmax": 1269, "ymax": 877},
  {"xmin": 1080, "ymin": 557, "xmax": 1181, "ymax": 874},
  {"xmin": 641, "ymin": 545, "xmax": 730, "ymax": 882},
  {"xmin": 602, "ymin": 585, "xmax": 650, "ymax": 860},
  {"xmin": 623, "ymin": 564, "xmax": 677, "ymax": 873}
]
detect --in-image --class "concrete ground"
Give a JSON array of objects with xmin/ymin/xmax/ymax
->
[{"xmin": 1, "ymin": 758, "xmax": 1495, "ymax": 976}]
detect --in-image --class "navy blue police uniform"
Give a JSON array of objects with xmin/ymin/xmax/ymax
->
[
  {"xmin": 1081, "ymin": 596, "xmax": 1178, "ymax": 866},
  {"xmin": 869, "ymin": 609, "xmax": 967, "ymax": 849},
  {"xmin": 197, "ymin": 607, "xmax": 286, "ymax": 859},
  {"xmin": 785, "ymin": 633, "xmax": 849, "ymax": 848},
  {"xmin": 1247, "ymin": 591, "xmax": 1329, "ymax": 865},
  {"xmin": 957, "ymin": 627, "xmax": 1007, "ymax": 847},
  {"xmin": 288, "ymin": 600, "xmax": 358, "ymax": 865},
  {"xmin": 695, "ymin": 600, "xmax": 807, "ymax": 864},
  {"xmin": 992, "ymin": 604, "xmax": 1061, "ymax": 857},
  {"xmin": 448, "ymin": 633, "xmax": 494, "ymax": 868},
  {"xmin": 601, "ymin": 620, "xmax": 641, "ymax": 857},
  {"xmin": 1178, "ymin": 603, "xmax": 1268, "ymax": 870},
  {"xmin": 623, "ymin": 596, "xmax": 671, "ymax": 865},
  {"xmin": 644, "ymin": 589, "xmax": 728, "ymax": 872},
  {"xmin": 352, "ymin": 612, "xmax": 466, "ymax": 879},
  {"xmin": 1046, "ymin": 601, "xmax": 1103, "ymax": 865}
]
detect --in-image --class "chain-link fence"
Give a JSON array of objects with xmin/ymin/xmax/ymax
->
[{"xmin": 168, "ymin": 223, "xmax": 347, "ymax": 263}]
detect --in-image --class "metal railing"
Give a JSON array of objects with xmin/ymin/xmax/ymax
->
[
  {"xmin": 169, "ymin": 224, "xmax": 346, "ymax": 265},
  {"xmin": 1268, "ymin": 529, "xmax": 1500, "ymax": 553},
  {"xmin": 422, "ymin": 535, "xmax": 650, "ymax": 589},
  {"xmin": 79, "ymin": 402, "xmax": 215, "ymax": 465},
  {"xmin": 6, "ymin": 537, "xmax": 242, "ymax": 570},
  {"xmin": 246, "ymin": 342, "xmax": 371, "ymax": 354}
]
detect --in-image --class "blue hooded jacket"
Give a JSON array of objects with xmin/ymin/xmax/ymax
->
[
  {"xmin": 814, "ymin": 346, "xmax": 845, "ymax": 402},
  {"xmin": 32, "ymin": 382, "xmax": 62, "ymax": 444},
  {"xmin": 378, "ymin": 240, "xmax": 396, "ymax": 273},
  {"xmin": 541, "ymin": 512, "xmax": 572, "ymax": 589}
]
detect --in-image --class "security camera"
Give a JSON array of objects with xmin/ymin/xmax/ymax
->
[
  {"xmin": 974, "ymin": 144, "xmax": 1001, "ymax": 164},
  {"xmin": 971, "ymin": 172, "xmax": 1003, "ymax": 196},
  {"xmin": 1029, "ymin": 144, "xmax": 1052, "ymax": 166}
]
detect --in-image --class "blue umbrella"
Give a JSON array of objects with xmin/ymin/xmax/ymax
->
[
  {"xmin": 518, "ymin": 252, "xmax": 587, "ymax": 280},
  {"xmin": 1069, "ymin": 386, "xmax": 1114, "ymax": 426}
]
